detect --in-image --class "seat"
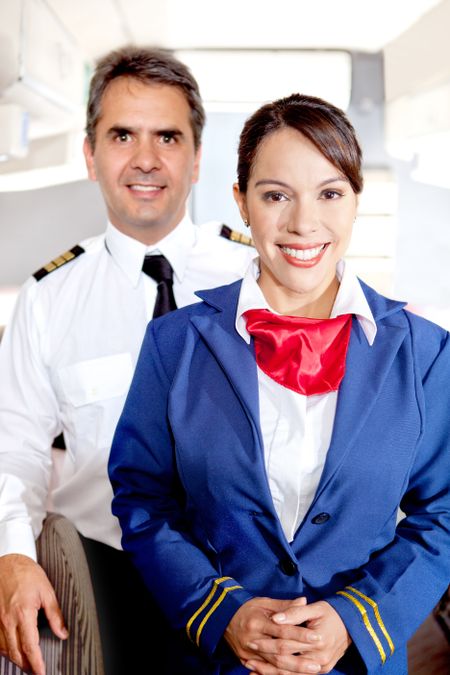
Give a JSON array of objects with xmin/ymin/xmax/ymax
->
[
  {"xmin": 408, "ymin": 587, "xmax": 450, "ymax": 675},
  {"xmin": 0, "ymin": 513, "xmax": 104, "ymax": 675}
]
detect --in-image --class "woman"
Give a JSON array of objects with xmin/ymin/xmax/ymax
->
[{"xmin": 108, "ymin": 94, "xmax": 450, "ymax": 674}]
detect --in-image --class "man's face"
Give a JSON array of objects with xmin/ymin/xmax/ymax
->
[{"xmin": 83, "ymin": 77, "xmax": 201, "ymax": 244}]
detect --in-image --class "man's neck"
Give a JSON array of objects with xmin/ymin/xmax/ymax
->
[{"xmin": 109, "ymin": 216, "xmax": 187, "ymax": 246}]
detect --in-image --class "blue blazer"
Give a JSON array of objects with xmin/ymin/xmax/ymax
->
[{"xmin": 109, "ymin": 279, "xmax": 450, "ymax": 674}]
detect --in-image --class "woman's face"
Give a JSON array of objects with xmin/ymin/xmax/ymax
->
[{"xmin": 234, "ymin": 127, "xmax": 358, "ymax": 317}]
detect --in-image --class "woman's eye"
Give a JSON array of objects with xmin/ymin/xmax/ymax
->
[
  {"xmin": 264, "ymin": 191, "xmax": 287, "ymax": 202},
  {"xmin": 321, "ymin": 189, "xmax": 342, "ymax": 200}
]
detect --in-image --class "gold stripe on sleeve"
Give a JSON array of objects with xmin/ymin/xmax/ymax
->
[
  {"xmin": 195, "ymin": 585, "xmax": 243, "ymax": 646},
  {"xmin": 337, "ymin": 590, "xmax": 387, "ymax": 664},
  {"xmin": 346, "ymin": 586, "xmax": 395, "ymax": 655},
  {"xmin": 186, "ymin": 577, "xmax": 232, "ymax": 641}
]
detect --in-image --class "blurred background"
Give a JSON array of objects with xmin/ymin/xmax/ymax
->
[{"xmin": 0, "ymin": 0, "xmax": 449, "ymax": 330}]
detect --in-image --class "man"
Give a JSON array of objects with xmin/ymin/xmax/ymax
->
[{"xmin": 0, "ymin": 46, "xmax": 254, "ymax": 675}]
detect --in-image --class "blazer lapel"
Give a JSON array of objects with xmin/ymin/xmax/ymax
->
[
  {"xmin": 191, "ymin": 284, "xmax": 289, "ymax": 539},
  {"xmin": 313, "ymin": 310, "xmax": 408, "ymax": 498},
  {"xmin": 190, "ymin": 311, "xmax": 262, "ymax": 448}
]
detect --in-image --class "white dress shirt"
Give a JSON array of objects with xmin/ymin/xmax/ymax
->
[
  {"xmin": 0, "ymin": 216, "xmax": 255, "ymax": 558},
  {"xmin": 236, "ymin": 259, "xmax": 376, "ymax": 542}
]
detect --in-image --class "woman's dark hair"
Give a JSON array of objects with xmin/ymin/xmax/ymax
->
[
  {"xmin": 237, "ymin": 93, "xmax": 363, "ymax": 194},
  {"xmin": 86, "ymin": 46, "xmax": 205, "ymax": 150}
]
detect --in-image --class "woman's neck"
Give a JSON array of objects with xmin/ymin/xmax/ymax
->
[{"xmin": 258, "ymin": 274, "xmax": 340, "ymax": 319}]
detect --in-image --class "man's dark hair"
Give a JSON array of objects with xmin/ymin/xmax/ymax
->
[{"xmin": 86, "ymin": 46, "xmax": 205, "ymax": 150}]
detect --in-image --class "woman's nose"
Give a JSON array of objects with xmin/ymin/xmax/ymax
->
[{"xmin": 286, "ymin": 200, "xmax": 318, "ymax": 235}]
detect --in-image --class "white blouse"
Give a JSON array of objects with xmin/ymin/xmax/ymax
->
[{"xmin": 235, "ymin": 259, "xmax": 376, "ymax": 542}]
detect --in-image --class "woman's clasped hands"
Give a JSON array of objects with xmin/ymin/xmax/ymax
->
[{"xmin": 225, "ymin": 596, "xmax": 351, "ymax": 675}]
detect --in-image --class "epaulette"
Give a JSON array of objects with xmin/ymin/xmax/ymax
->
[
  {"xmin": 33, "ymin": 245, "xmax": 85, "ymax": 281},
  {"xmin": 220, "ymin": 224, "xmax": 254, "ymax": 247}
]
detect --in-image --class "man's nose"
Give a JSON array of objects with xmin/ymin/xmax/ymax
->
[{"xmin": 130, "ymin": 138, "xmax": 161, "ymax": 173}]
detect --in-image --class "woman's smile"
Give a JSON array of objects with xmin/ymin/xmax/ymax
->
[{"xmin": 279, "ymin": 242, "xmax": 329, "ymax": 266}]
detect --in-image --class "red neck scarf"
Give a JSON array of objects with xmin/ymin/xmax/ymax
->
[{"xmin": 244, "ymin": 309, "xmax": 352, "ymax": 396}]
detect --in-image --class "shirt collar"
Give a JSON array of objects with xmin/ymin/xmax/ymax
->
[
  {"xmin": 331, "ymin": 259, "xmax": 377, "ymax": 345},
  {"xmin": 105, "ymin": 214, "xmax": 197, "ymax": 287},
  {"xmin": 236, "ymin": 258, "xmax": 377, "ymax": 345}
]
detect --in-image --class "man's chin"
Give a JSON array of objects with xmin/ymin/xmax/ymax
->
[{"xmin": 112, "ymin": 216, "xmax": 180, "ymax": 244}]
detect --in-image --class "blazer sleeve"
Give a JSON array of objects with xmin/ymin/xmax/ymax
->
[
  {"xmin": 108, "ymin": 321, "xmax": 252, "ymax": 657},
  {"xmin": 326, "ymin": 332, "xmax": 450, "ymax": 672}
]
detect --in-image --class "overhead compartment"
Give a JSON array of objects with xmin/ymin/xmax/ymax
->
[
  {"xmin": 383, "ymin": 0, "xmax": 450, "ymax": 189},
  {"xmin": 0, "ymin": 0, "xmax": 86, "ymax": 159}
]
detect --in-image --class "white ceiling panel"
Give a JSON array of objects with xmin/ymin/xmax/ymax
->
[
  {"xmin": 46, "ymin": 0, "xmax": 442, "ymax": 61},
  {"xmin": 46, "ymin": 0, "xmax": 130, "ymax": 59}
]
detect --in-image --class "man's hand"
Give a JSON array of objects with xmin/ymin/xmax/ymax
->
[
  {"xmin": 0, "ymin": 554, "xmax": 68, "ymax": 675},
  {"xmin": 244, "ymin": 599, "xmax": 351, "ymax": 674}
]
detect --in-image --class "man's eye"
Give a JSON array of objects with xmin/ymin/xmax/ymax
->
[
  {"xmin": 160, "ymin": 133, "xmax": 176, "ymax": 144},
  {"xmin": 115, "ymin": 132, "xmax": 131, "ymax": 142}
]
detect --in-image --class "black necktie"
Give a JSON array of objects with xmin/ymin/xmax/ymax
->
[{"xmin": 142, "ymin": 254, "xmax": 177, "ymax": 318}]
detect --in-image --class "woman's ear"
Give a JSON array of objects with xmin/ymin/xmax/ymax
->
[{"xmin": 232, "ymin": 183, "xmax": 248, "ymax": 224}]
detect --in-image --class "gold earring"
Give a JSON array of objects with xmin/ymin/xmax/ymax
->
[{"xmin": 243, "ymin": 219, "xmax": 250, "ymax": 228}]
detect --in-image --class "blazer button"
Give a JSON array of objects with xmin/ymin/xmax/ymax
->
[
  {"xmin": 311, "ymin": 512, "xmax": 331, "ymax": 525},
  {"xmin": 279, "ymin": 558, "xmax": 298, "ymax": 576}
]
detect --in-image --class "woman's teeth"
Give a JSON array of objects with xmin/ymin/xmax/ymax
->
[{"xmin": 281, "ymin": 244, "xmax": 325, "ymax": 261}]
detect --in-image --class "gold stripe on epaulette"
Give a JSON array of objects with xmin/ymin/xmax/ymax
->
[
  {"xmin": 230, "ymin": 230, "xmax": 253, "ymax": 247},
  {"xmin": 33, "ymin": 245, "xmax": 85, "ymax": 281},
  {"xmin": 346, "ymin": 586, "xmax": 394, "ymax": 655},
  {"xmin": 220, "ymin": 224, "xmax": 254, "ymax": 247},
  {"xmin": 337, "ymin": 590, "xmax": 387, "ymax": 663}
]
